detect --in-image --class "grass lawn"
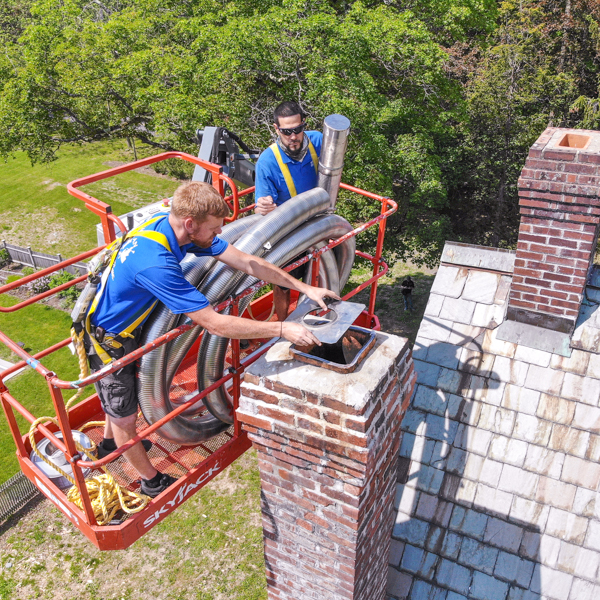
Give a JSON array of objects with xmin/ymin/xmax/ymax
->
[
  {"xmin": 0, "ymin": 140, "xmax": 182, "ymax": 257},
  {"xmin": 0, "ymin": 450, "xmax": 267, "ymax": 600},
  {"xmin": 0, "ymin": 294, "xmax": 93, "ymax": 484}
]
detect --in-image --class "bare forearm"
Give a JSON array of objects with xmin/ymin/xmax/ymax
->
[
  {"xmin": 190, "ymin": 310, "xmax": 280, "ymax": 339},
  {"xmin": 186, "ymin": 306, "xmax": 321, "ymax": 346}
]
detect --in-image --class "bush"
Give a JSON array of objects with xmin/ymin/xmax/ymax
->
[
  {"xmin": 0, "ymin": 248, "xmax": 9, "ymax": 268},
  {"xmin": 49, "ymin": 271, "xmax": 80, "ymax": 307},
  {"xmin": 152, "ymin": 158, "xmax": 194, "ymax": 180},
  {"xmin": 5, "ymin": 274, "xmax": 22, "ymax": 285},
  {"xmin": 27, "ymin": 274, "xmax": 52, "ymax": 295},
  {"xmin": 21, "ymin": 266, "xmax": 35, "ymax": 276}
]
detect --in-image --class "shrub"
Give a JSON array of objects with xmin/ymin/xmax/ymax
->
[
  {"xmin": 27, "ymin": 275, "xmax": 52, "ymax": 295},
  {"xmin": 49, "ymin": 271, "xmax": 80, "ymax": 307},
  {"xmin": 5, "ymin": 274, "xmax": 22, "ymax": 285},
  {"xmin": 0, "ymin": 248, "xmax": 9, "ymax": 267},
  {"xmin": 21, "ymin": 266, "xmax": 35, "ymax": 276}
]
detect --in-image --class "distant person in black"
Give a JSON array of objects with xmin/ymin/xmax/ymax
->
[{"xmin": 401, "ymin": 275, "xmax": 415, "ymax": 311}]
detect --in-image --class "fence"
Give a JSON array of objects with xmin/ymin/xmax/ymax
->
[
  {"xmin": 1, "ymin": 241, "xmax": 87, "ymax": 276},
  {"xmin": 0, "ymin": 472, "xmax": 39, "ymax": 523}
]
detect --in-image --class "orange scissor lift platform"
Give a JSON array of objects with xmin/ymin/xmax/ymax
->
[{"xmin": 0, "ymin": 151, "xmax": 397, "ymax": 550}]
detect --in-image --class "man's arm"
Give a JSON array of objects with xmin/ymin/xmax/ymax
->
[
  {"xmin": 186, "ymin": 305, "xmax": 320, "ymax": 346},
  {"xmin": 217, "ymin": 245, "xmax": 339, "ymax": 310}
]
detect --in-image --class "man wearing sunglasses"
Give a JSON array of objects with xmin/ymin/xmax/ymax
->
[{"xmin": 254, "ymin": 101, "xmax": 323, "ymax": 320}]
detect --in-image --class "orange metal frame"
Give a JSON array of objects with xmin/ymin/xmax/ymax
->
[{"xmin": 0, "ymin": 151, "xmax": 397, "ymax": 550}]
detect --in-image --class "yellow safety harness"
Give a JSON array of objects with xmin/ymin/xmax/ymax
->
[
  {"xmin": 269, "ymin": 140, "xmax": 318, "ymax": 199},
  {"xmin": 85, "ymin": 216, "xmax": 172, "ymax": 365}
]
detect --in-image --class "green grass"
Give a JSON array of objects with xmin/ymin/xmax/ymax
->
[
  {"xmin": 0, "ymin": 140, "xmax": 182, "ymax": 257},
  {"xmin": 0, "ymin": 450, "xmax": 267, "ymax": 600},
  {"xmin": 0, "ymin": 294, "xmax": 93, "ymax": 483},
  {"xmin": 0, "ymin": 139, "xmax": 182, "ymax": 483}
]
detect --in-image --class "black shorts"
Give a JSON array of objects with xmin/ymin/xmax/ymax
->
[
  {"xmin": 86, "ymin": 335, "xmax": 139, "ymax": 419},
  {"xmin": 277, "ymin": 253, "xmax": 309, "ymax": 292}
]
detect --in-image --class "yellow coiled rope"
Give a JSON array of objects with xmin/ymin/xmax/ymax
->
[{"xmin": 27, "ymin": 327, "xmax": 151, "ymax": 526}]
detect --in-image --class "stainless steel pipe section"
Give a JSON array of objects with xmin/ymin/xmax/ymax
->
[{"xmin": 317, "ymin": 114, "xmax": 351, "ymax": 211}]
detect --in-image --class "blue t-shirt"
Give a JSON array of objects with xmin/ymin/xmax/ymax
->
[
  {"xmin": 254, "ymin": 131, "xmax": 322, "ymax": 206},
  {"xmin": 91, "ymin": 213, "xmax": 228, "ymax": 333}
]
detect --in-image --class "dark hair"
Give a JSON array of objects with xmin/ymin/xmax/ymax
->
[{"xmin": 273, "ymin": 101, "xmax": 304, "ymax": 125}]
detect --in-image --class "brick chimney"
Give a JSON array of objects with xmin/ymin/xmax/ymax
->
[
  {"xmin": 237, "ymin": 333, "xmax": 415, "ymax": 600},
  {"xmin": 507, "ymin": 127, "xmax": 600, "ymax": 334}
]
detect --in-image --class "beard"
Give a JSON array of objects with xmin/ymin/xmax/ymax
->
[
  {"xmin": 284, "ymin": 143, "xmax": 304, "ymax": 159},
  {"xmin": 189, "ymin": 233, "xmax": 214, "ymax": 248}
]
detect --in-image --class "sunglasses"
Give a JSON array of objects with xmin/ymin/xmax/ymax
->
[{"xmin": 277, "ymin": 122, "xmax": 306, "ymax": 136}]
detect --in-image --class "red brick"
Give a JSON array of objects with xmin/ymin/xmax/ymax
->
[
  {"xmin": 322, "ymin": 410, "xmax": 341, "ymax": 426},
  {"xmin": 564, "ymin": 161, "xmax": 596, "ymax": 175},
  {"xmin": 541, "ymin": 272, "xmax": 572, "ymax": 284},
  {"xmin": 303, "ymin": 511, "xmax": 332, "ymax": 529},
  {"xmin": 511, "ymin": 299, "xmax": 535, "ymax": 309},
  {"xmin": 243, "ymin": 372, "xmax": 260, "ymax": 386},
  {"xmin": 543, "ymin": 149, "xmax": 576, "ymax": 161},
  {"xmin": 257, "ymin": 405, "xmax": 295, "ymax": 425},
  {"xmin": 237, "ymin": 412, "xmax": 273, "ymax": 431},
  {"xmin": 279, "ymin": 469, "xmax": 317, "ymax": 490},
  {"xmin": 548, "ymin": 236, "xmax": 579, "ymax": 249},
  {"xmin": 549, "ymin": 298, "xmax": 580, "ymax": 311},
  {"xmin": 562, "ymin": 229, "xmax": 596, "ymax": 242},
  {"xmin": 515, "ymin": 250, "xmax": 545, "ymax": 261},
  {"xmin": 296, "ymin": 518, "xmax": 313, "ymax": 532},
  {"xmin": 278, "ymin": 488, "xmax": 317, "ymax": 511},
  {"xmin": 297, "ymin": 417, "xmax": 325, "ymax": 435},
  {"xmin": 527, "ymin": 159, "xmax": 559, "ymax": 171},
  {"xmin": 265, "ymin": 381, "xmax": 302, "ymax": 401},
  {"xmin": 324, "ymin": 426, "xmax": 368, "ymax": 448},
  {"xmin": 242, "ymin": 386, "xmax": 281, "ymax": 404},
  {"xmin": 543, "ymin": 289, "xmax": 569, "ymax": 300},
  {"xmin": 579, "ymin": 153, "xmax": 600, "ymax": 165}
]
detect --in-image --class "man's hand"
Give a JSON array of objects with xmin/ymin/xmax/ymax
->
[
  {"xmin": 255, "ymin": 195, "xmax": 276, "ymax": 215},
  {"xmin": 302, "ymin": 285, "xmax": 341, "ymax": 311},
  {"xmin": 282, "ymin": 322, "xmax": 321, "ymax": 346}
]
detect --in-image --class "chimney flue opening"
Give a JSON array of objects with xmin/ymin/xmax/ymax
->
[
  {"xmin": 290, "ymin": 326, "xmax": 376, "ymax": 373},
  {"xmin": 557, "ymin": 133, "xmax": 591, "ymax": 149}
]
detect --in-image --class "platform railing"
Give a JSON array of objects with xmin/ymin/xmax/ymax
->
[{"xmin": 0, "ymin": 152, "xmax": 396, "ymax": 547}]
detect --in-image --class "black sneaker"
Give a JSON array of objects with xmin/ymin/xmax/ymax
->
[
  {"xmin": 96, "ymin": 439, "xmax": 153, "ymax": 459},
  {"xmin": 140, "ymin": 473, "xmax": 177, "ymax": 498}
]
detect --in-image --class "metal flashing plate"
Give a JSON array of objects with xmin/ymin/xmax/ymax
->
[{"xmin": 285, "ymin": 298, "xmax": 365, "ymax": 344}]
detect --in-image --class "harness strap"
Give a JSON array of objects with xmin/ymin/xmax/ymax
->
[
  {"xmin": 85, "ymin": 216, "xmax": 172, "ymax": 365},
  {"xmin": 270, "ymin": 139, "xmax": 319, "ymax": 199}
]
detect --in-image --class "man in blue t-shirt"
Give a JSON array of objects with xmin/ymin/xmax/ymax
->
[
  {"xmin": 254, "ymin": 101, "xmax": 323, "ymax": 321},
  {"xmin": 87, "ymin": 181, "xmax": 337, "ymax": 497}
]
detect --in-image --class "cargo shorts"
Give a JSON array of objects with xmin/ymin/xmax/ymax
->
[{"xmin": 86, "ymin": 334, "xmax": 139, "ymax": 420}]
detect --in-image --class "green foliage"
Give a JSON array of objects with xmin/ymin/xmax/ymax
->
[
  {"xmin": 5, "ymin": 274, "xmax": 22, "ymax": 284},
  {"xmin": 0, "ymin": 0, "xmax": 598, "ymax": 266},
  {"xmin": 21, "ymin": 266, "xmax": 34, "ymax": 276},
  {"xmin": 0, "ymin": 247, "xmax": 9, "ymax": 267},
  {"xmin": 49, "ymin": 270, "xmax": 79, "ymax": 306}
]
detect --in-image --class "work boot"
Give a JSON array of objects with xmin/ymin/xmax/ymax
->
[
  {"xmin": 140, "ymin": 472, "xmax": 177, "ymax": 498},
  {"xmin": 96, "ymin": 438, "xmax": 152, "ymax": 459}
]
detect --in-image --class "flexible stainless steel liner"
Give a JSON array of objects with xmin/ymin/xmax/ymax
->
[
  {"xmin": 317, "ymin": 114, "xmax": 351, "ymax": 211},
  {"xmin": 137, "ymin": 188, "xmax": 354, "ymax": 444},
  {"xmin": 198, "ymin": 215, "xmax": 355, "ymax": 425}
]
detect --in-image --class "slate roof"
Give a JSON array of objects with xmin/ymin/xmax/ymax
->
[{"xmin": 388, "ymin": 241, "xmax": 600, "ymax": 600}]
